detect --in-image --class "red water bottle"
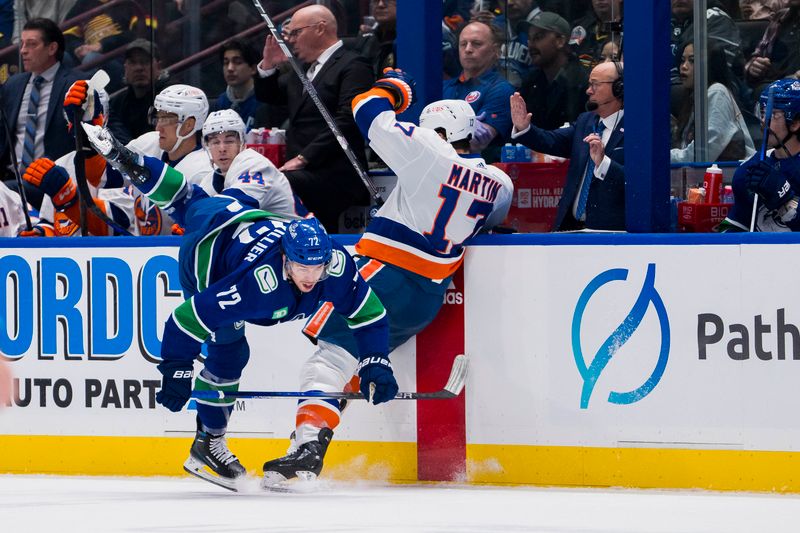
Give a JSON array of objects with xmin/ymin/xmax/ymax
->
[{"xmin": 703, "ymin": 164, "xmax": 723, "ymax": 204}]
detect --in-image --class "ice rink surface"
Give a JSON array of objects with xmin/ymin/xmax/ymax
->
[{"xmin": 2, "ymin": 474, "xmax": 800, "ymax": 532}]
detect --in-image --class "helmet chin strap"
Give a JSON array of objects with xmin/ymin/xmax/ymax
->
[
  {"xmin": 771, "ymin": 120, "xmax": 800, "ymax": 158},
  {"xmin": 169, "ymin": 120, "xmax": 194, "ymax": 155}
]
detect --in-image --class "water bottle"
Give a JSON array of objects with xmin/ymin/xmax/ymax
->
[
  {"xmin": 516, "ymin": 144, "xmax": 531, "ymax": 162},
  {"xmin": 722, "ymin": 185, "xmax": 734, "ymax": 204},
  {"xmin": 703, "ymin": 164, "xmax": 723, "ymax": 204},
  {"xmin": 501, "ymin": 143, "xmax": 517, "ymax": 162}
]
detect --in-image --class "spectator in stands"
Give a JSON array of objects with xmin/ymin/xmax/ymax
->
[
  {"xmin": 493, "ymin": 0, "xmax": 542, "ymax": 88},
  {"xmin": 520, "ymin": 12, "xmax": 588, "ymax": 130},
  {"xmin": 0, "ymin": 18, "xmax": 80, "ymax": 209},
  {"xmin": 744, "ymin": 0, "xmax": 800, "ymax": 96},
  {"xmin": 599, "ymin": 37, "xmax": 622, "ymax": 62},
  {"xmin": 12, "ymin": 0, "xmax": 78, "ymax": 43},
  {"xmin": 443, "ymin": 20, "xmax": 515, "ymax": 154},
  {"xmin": 671, "ymin": 41, "xmax": 755, "ymax": 162},
  {"xmin": 671, "ymin": 0, "xmax": 743, "ymax": 85},
  {"xmin": 740, "ymin": 0, "xmax": 786, "ymax": 19},
  {"xmin": 570, "ymin": 0, "xmax": 623, "ymax": 72},
  {"xmin": 510, "ymin": 61, "xmax": 625, "ymax": 231},
  {"xmin": 62, "ymin": 0, "xmax": 136, "ymax": 92},
  {"xmin": 108, "ymin": 39, "xmax": 169, "ymax": 146},
  {"xmin": 348, "ymin": 0, "xmax": 396, "ymax": 78},
  {"xmin": 255, "ymin": 4, "xmax": 374, "ymax": 233},
  {"xmin": 211, "ymin": 39, "xmax": 263, "ymax": 128}
]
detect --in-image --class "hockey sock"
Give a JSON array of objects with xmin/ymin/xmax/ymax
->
[{"xmin": 194, "ymin": 370, "xmax": 240, "ymax": 434}]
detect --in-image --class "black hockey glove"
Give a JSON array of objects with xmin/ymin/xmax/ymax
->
[
  {"xmin": 356, "ymin": 355, "xmax": 398, "ymax": 405},
  {"xmin": 745, "ymin": 160, "xmax": 794, "ymax": 210},
  {"xmin": 156, "ymin": 360, "xmax": 194, "ymax": 412}
]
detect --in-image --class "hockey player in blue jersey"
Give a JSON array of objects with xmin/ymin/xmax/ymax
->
[
  {"xmin": 719, "ymin": 78, "xmax": 800, "ymax": 232},
  {"xmin": 81, "ymin": 123, "xmax": 395, "ymax": 492},
  {"xmin": 259, "ymin": 69, "xmax": 513, "ymax": 485}
]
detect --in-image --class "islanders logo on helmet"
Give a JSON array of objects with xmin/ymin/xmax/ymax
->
[{"xmin": 282, "ymin": 218, "xmax": 332, "ymax": 266}]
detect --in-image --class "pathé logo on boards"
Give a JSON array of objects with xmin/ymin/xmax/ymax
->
[{"xmin": 571, "ymin": 263, "xmax": 670, "ymax": 409}]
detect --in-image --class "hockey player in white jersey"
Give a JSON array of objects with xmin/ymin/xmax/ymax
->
[
  {"xmin": 260, "ymin": 69, "xmax": 513, "ymax": 485},
  {"xmin": 195, "ymin": 109, "xmax": 306, "ymax": 217},
  {"xmin": 101, "ymin": 84, "xmax": 212, "ymax": 235}
]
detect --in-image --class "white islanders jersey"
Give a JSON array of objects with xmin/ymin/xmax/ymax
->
[
  {"xmin": 198, "ymin": 148, "xmax": 299, "ymax": 216},
  {"xmin": 353, "ymin": 98, "xmax": 513, "ymax": 279},
  {"xmin": 126, "ymin": 131, "xmax": 213, "ymax": 235}
]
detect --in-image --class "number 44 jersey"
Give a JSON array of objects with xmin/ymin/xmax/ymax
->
[{"xmin": 353, "ymin": 97, "xmax": 513, "ymax": 280}]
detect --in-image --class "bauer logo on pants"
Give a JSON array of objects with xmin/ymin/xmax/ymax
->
[{"xmin": 571, "ymin": 263, "xmax": 670, "ymax": 409}]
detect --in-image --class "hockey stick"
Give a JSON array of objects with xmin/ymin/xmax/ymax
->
[
  {"xmin": 192, "ymin": 354, "xmax": 468, "ymax": 401},
  {"xmin": 73, "ymin": 70, "xmax": 133, "ymax": 236},
  {"xmin": 249, "ymin": 0, "xmax": 383, "ymax": 208},
  {"xmin": 0, "ymin": 99, "xmax": 33, "ymax": 231},
  {"xmin": 751, "ymin": 85, "xmax": 775, "ymax": 232}
]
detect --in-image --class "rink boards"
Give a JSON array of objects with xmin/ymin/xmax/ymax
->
[{"xmin": 2, "ymin": 233, "xmax": 800, "ymax": 492}]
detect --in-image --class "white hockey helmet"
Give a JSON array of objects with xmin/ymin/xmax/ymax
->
[
  {"xmin": 151, "ymin": 84, "xmax": 209, "ymax": 153},
  {"xmin": 202, "ymin": 109, "xmax": 246, "ymax": 147},
  {"xmin": 153, "ymin": 84, "xmax": 209, "ymax": 133},
  {"xmin": 419, "ymin": 99, "xmax": 476, "ymax": 143}
]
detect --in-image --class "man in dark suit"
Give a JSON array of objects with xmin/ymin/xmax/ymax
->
[
  {"xmin": 255, "ymin": 4, "xmax": 374, "ymax": 233},
  {"xmin": 510, "ymin": 61, "xmax": 625, "ymax": 231},
  {"xmin": 0, "ymin": 18, "xmax": 81, "ymax": 209}
]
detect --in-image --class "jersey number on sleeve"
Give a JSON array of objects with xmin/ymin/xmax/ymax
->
[
  {"xmin": 238, "ymin": 171, "xmax": 265, "ymax": 185},
  {"xmin": 424, "ymin": 185, "xmax": 493, "ymax": 253},
  {"xmin": 217, "ymin": 285, "xmax": 242, "ymax": 309},
  {"xmin": 393, "ymin": 123, "xmax": 415, "ymax": 137}
]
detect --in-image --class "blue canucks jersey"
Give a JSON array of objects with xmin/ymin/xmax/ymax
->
[{"xmin": 161, "ymin": 196, "xmax": 388, "ymax": 364}]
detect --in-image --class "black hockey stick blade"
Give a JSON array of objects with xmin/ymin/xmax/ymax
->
[{"xmin": 191, "ymin": 354, "xmax": 468, "ymax": 401}]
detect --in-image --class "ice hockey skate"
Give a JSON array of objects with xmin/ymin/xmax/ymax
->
[
  {"xmin": 183, "ymin": 429, "xmax": 247, "ymax": 492},
  {"xmin": 262, "ymin": 428, "xmax": 333, "ymax": 488}
]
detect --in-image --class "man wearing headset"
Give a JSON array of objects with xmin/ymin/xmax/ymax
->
[{"xmin": 510, "ymin": 60, "xmax": 625, "ymax": 231}]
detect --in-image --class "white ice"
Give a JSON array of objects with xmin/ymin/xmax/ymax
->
[{"xmin": 2, "ymin": 474, "xmax": 800, "ymax": 532}]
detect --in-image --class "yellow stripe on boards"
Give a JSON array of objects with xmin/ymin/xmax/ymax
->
[
  {"xmin": 7, "ymin": 436, "xmax": 799, "ymax": 493},
  {"xmin": 0, "ymin": 435, "xmax": 417, "ymax": 481},
  {"xmin": 467, "ymin": 444, "xmax": 800, "ymax": 493}
]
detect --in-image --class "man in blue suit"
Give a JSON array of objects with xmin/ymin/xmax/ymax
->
[
  {"xmin": 510, "ymin": 61, "xmax": 625, "ymax": 231},
  {"xmin": 0, "ymin": 18, "xmax": 80, "ymax": 209}
]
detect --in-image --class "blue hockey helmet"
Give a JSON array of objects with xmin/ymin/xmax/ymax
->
[
  {"xmin": 281, "ymin": 218, "xmax": 332, "ymax": 266},
  {"xmin": 759, "ymin": 79, "xmax": 800, "ymax": 122}
]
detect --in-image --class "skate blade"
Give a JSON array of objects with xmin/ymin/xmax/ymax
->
[
  {"xmin": 261, "ymin": 470, "xmax": 319, "ymax": 493},
  {"xmin": 183, "ymin": 455, "xmax": 243, "ymax": 492}
]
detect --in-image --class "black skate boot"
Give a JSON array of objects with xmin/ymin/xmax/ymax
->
[
  {"xmin": 262, "ymin": 428, "xmax": 333, "ymax": 486},
  {"xmin": 183, "ymin": 429, "xmax": 247, "ymax": 491}
]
